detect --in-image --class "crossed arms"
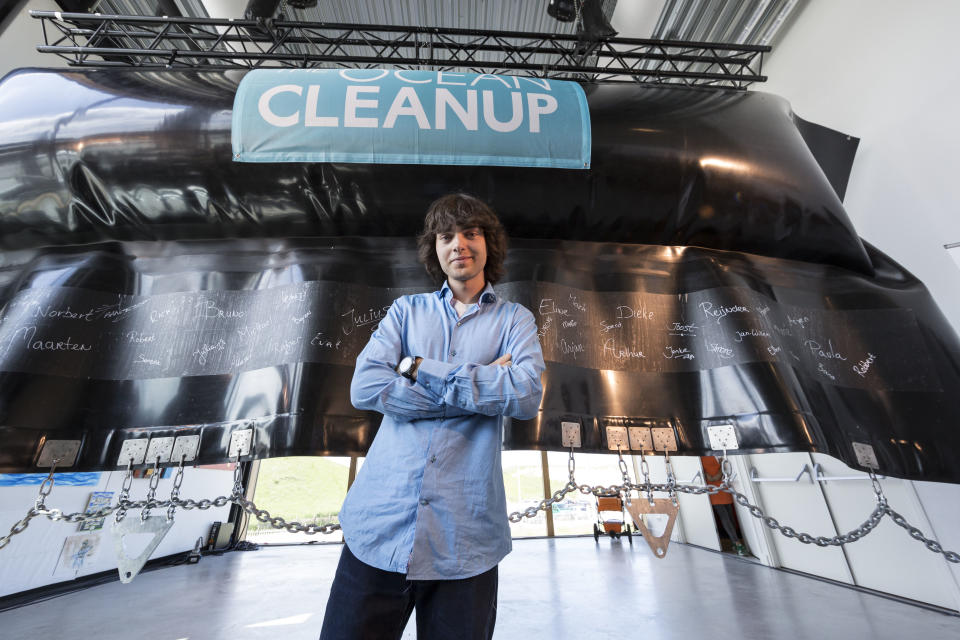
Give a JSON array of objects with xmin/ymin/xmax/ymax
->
[{"xmin": 350, "ymin": 298, "xmax": 545, "ymax": 421}]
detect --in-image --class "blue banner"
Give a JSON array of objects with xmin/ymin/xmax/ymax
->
[{"xmin": 232, "ymin": 69, "xmax": 591, "ymax": 169}]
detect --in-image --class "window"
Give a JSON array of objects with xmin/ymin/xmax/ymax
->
[
  {"xmin": 245, "ymin": 456, "xmax": 351, "ymax": 543},
  {"xmin": 547, "ymin": 451, "xmax": 628, "ymax": 536},
  {"xmin": 501, "ymin": 450, "xmax": 548, "ymax": 538}
]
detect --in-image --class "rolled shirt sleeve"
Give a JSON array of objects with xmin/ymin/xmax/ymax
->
[{"xmin": 350, "ymin": 299, "xmax": 452, "ymax": 420}]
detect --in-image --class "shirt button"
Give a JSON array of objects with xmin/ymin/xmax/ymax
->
[
  {"xmin": 429, "ymin": 455, "xmax": 437, "ymax": 463},
  {"xmin": 419, "ymin": 498, "xmax": 429, "ymax": 506},
  {"xmin": 456, "ymin": 321, "xmax": 462, "ymax": 327},
  {"xmin": 450, "ymin": 350, "xmax": 457, "ymax": 357}
]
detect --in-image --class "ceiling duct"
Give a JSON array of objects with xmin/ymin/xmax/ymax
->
[{"xmin": 653, "ymin": 0, "xmax": 805, "ymax": 46}]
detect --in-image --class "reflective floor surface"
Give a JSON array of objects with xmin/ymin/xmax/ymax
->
[{"xmin": 2, "ymin": 537, "xmax": 958, "ymax": 639}]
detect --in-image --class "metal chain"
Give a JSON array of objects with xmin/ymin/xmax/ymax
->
[
  {"xmin": 616, "ymin": 446, "xmax": 632, "ymax": 506},
  {"xmin": 114, "ymin": 461, "xmax": 135, "ymax": 522},
  {"xmin": 141, "ymin": 457, "xmax": 164, "ymax": 521},
  {"xmin": 504, "ymin": 452, "xmax": 960, "ymax": 564},
  {"xmin": 166, "ymin": 455, "xmax": 187, "ymax": 522},
  {"xmin": 664, "ymin": 451, "xmax": 678, "ymax": 507},
  {"xmin": 639, "ymin": 450, "xmax": 654, "ymax": 505},
  {"xmin": 35, "ymin": 459, "xmax": 58, "ymax": 510},
  {"xmin": 0, "ymin": 461, "xmax": 61, "ymax": 550},
  {"xmin": 507, "ymin": 448, "xmax": 579, "ymax": 523},
  {"xmin": 0, "ymin": 484, "xmax": 343, "ymax": 547},
  {"xmin": 3, "ymin": 454, "xmax": 958, "ymax": 565}
]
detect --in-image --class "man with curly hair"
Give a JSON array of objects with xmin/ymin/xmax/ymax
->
[{"xmin": 320, "ymin": 193, "xmax": 545, "ymax": 640}]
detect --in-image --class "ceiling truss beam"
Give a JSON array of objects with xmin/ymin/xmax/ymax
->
[{"xmin": 31, "ymin": 11, "xmax": 769, "ymax": 88}]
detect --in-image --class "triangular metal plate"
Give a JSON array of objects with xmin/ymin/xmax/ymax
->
[
  {"xmin": 111, "ymin": 515, "xmax": 174, "ymax": 583},
  {"xmin": 625, "ymin": 498, "xmax": 679, "ymax": 559}
]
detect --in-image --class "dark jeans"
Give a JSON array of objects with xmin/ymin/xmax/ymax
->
[
  {"xmin": 713, "ymin": 503, "xmax": 741, "ymax": 544},
  {"xmin": 319, "ymin": 544, "xmax": 498, "ymax": 640}
]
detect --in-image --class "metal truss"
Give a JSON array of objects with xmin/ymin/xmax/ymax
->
[{"xmin": 32, "ymin": 11, "xmax": 768, "ymax": 88}]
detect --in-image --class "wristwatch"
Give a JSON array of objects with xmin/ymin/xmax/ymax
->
[{"xmin": 397, "ymin": 355, "xmax": 421, "ymax": 379}]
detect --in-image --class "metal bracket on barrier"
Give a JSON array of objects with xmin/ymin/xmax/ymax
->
[
  {"xmin": 628, "ymin": 427, "xmax": 653, "ymax": 451},
  {"xmin": 652, "ymin": 427, "xmax": 678, "ymax": 452},
  {"xmin": 625, "ymin": 498, "xmax": 680, "ymax": 559},
  {"xmin": 117, "ymin": 439, "xmax": 149, "ymax": 467},
  {"xmin": 36, "ymin": 440, "xmax": 81, "ymax": 467},
  {"xmin": 112, "ymin": 515, "xmax": 174, "ymax": 583},
  {"xmin": 852, "ymin": 442, "xmax": 879, "ymax": 469},
  {"xmin": 605, "ymin": 426, "xmax": 628, "ymax": 451},
  {"xmin": 145, "ymin": 437, "xmax": 174, "ymax": 464},
  {"xmin": 228, "ymin": 428, "xmax": 253, "ymax": 458},
  {"xmin": 560, "ymin": 422, "xmax": 581, "ymax": 448},
  {"xmin": 171, "ymin": 435, "xmax": 200, "ymax": 463},
  {"xmin": 707, "ymin": 424, "xmax": 739, "ymax": 450},
  {"xmin": 750, "ymin": 464, "xmax": 816, "ymax": 484}
]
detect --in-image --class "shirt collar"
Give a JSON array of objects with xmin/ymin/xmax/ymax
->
[{"xmin": 436, "ymin": 281, "xmax": 498, "ymax": 305}]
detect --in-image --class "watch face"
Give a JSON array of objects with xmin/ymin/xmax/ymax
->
[{"xmin": 398, "ymin": 356, "xmax": 414, "ymax": 374}]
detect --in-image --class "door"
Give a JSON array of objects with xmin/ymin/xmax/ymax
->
[{"xmin": 671, "ymin": 455, "xmax": 721, "ymax": 551}]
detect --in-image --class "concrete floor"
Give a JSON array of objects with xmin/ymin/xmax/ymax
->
[{"xmin": 2, "ymin": 537, "xmax": 958, "ymax": 639}]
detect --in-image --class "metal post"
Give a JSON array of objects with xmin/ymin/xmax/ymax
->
[
  {"xmin": 540, "ymin": 450, "xmax": 555, "ymax": 537},
  {"xmin": 347, "ymin": 456, "xmax": 358, "ymax": 491}
]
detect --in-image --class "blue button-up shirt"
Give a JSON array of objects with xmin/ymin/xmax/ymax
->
[{"xmin": 340, "ymin": 281, "xmax": 545, "ymax": 579}]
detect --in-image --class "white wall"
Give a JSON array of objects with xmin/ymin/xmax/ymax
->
[
  {"xmin": 757, "ymin": 3, "xmax": 960, "ymax": 597},
  {"xmin": 758, "ymin": 0, "xmax": 960, "ymax": 337},
  {"xmin": 0, "ymin": 467, "xmax": 233, "ymax": 597},
  {"xmin": 0, "ymin": 0, "xmax": 67, "ymax": 82},
  {"xmin": 736, "ymin": 452, "xmax": 960, "ymax": 611}
]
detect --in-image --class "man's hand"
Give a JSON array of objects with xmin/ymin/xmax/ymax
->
[{"xmin": 490, "ymin": 353, "xmax": 512, "ymax": 367}]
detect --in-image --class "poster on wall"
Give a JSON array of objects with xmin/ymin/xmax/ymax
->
[
  {"xmin": 77, "ymin": 491, "xmax": 114, "ymax": 532},
  {"xmin": 53, "ymin": 534, "xmax": 102, "ymax": 577}
]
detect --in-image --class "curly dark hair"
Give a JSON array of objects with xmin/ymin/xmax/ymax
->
[{"xmin": 417, "ymin": 193, "xmax": 508, "ymax": 285}]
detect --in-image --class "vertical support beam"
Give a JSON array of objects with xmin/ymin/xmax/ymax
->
[
  {"xmin": 728, "ymin": 453, "xmax": 781, "ymax": 568},
  {"xmin": 235, "ymin": 458, "xmax": 260, "ymax": 542},
  {"xmin": 541, "ymin": 450, "xmax": 555, "ymax": 537},
  {"xmin": 347, "ymin": 455, "xmax": 358, "ymax": 490}
]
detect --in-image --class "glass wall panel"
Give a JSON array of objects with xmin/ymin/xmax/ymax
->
[
  {"xmin": 246, "ymin": 456, "xmax": 350, "ymax": 543},
  {"xmin": 546, "ymin": 451, "xmax": 629, "ymax": 537},
  {"xmin": 502, "ymin": 450, "xmax": 548, "ymax": 538}
]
